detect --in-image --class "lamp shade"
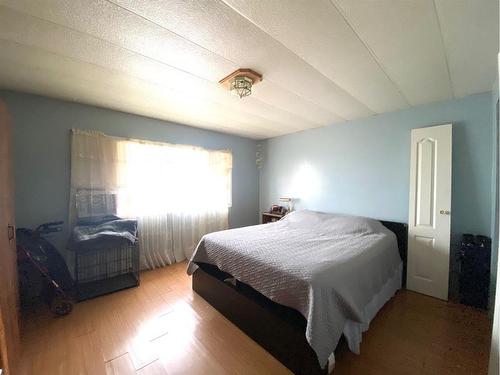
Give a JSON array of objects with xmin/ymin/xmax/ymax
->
[{"xmin": 279, "ymin": 197, "xmax": 293, "ymax": 212}]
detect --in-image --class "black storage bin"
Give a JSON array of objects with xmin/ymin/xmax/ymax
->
[{"xmin": 459, "ymin": 234, "xmax": 491, "ymax": 309}]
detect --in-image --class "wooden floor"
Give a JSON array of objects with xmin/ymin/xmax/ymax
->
[{"xmin": 20, "ymin": 261, "xmax": 492, "ymax": 375}]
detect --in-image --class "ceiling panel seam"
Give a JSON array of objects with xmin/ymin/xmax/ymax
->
[
  {"xmin": 217, "ymin": 0, "xmax": 375, "ymax": 115},
  {"xmin": 105, "ymin": 0, "xmax": 237, "ymax": 67},
  {"xmin": 0, "ymin": 5, "xmax": 321, "ymax": 131},
  {"xmin": 432, "ymin": 0, "xmax": 456, "ymax": 98},
  {"xmin": 0, "ymin": 57, "xmax": 266, "ymax": 139},
  {"xmin": 0, "ymin": 4, "xmax": 206, "ymax": 81},
  {"xmin": 329, "ymin": 0, "xmax": 412, "ymax": 108},
  {"xmin": 245, "ymin": 99, "xmax": 326, "ymax": 128},
  {"xmin": 0, "ymin": 37, "xmax": 295, "ymax": 135},
  {"xmin": 104, "ymin": 0, "xmax": 345, "ymax": 121},
  {"xmin": 245, "ymin": 80, "xmax": 344, "ymax": 122}
]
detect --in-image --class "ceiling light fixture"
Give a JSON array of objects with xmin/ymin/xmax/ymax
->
[
  {"xmin": 219, "ymin": 69, "xmax": 263, "ymax": 99},
  {"xmin": 231, "ymin": 76, "xmax": 252, "ymax": 99}
]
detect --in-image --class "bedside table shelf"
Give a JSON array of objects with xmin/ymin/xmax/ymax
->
[{"xmin": 262, "ymin": 212, "xmax": 286, "ymax": 224}]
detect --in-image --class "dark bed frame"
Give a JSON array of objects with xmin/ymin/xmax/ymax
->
[{"xmin": 192, "ymin": 220, "xmax": 408, "ymax": 375}]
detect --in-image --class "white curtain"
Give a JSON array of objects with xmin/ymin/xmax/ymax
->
[
  {"xmin": 137, "ymin": 211, "xmax": 227, "ymax": 267},
  {"xmin": 69, "ymin": 129, "xmax": 126, "ymax": 228},
  {"xmin": 70, "ymin": 129, "xmax": 231, "ymax": 269}
]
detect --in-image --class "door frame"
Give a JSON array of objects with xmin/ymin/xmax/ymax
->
[{"xmin": 407, "ymin": 123, "xmax": 453, "ymax": 301}]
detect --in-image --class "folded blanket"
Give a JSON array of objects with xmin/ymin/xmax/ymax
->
[{"xmin": 72, "ymin": 218, "xmax": 138, "ymax": 245}]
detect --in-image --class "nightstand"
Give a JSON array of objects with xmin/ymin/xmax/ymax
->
[{"xmin": 262, "ymin": 212, "xmax": 286, "ymax": 224}]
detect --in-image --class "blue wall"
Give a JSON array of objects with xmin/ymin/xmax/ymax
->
[
  {"xmin": 1, "ymin": 90, "xmax": 260, "ymax": 248},
  {"xmin": 260, "ymin": 92, "xmax": 494, "ymax": 299},
  {"xmin": 3, "ymin": 89, "xmax": 495, "ymax": 299}
]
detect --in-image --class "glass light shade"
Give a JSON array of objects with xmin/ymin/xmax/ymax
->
[{"xmin": 230, "ymin": 76, "xmax": 252, "ymax": 98}]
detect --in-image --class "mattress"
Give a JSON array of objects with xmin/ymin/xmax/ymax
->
[{"xmin": 187, "ymin": 210, "xmax": 402, "ymax": 367}]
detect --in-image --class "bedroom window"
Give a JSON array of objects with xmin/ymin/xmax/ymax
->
[
  {"xmin": 116, "ymin": 139, "xmax": 232, "ymax": 217},
  {"xmin": 69, "ymin": 129, "xmax": 232, "ymax": 268}
]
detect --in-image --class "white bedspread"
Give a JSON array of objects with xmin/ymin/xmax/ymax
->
[{"xmin": 187, "ymin": 210, "xmax": 402, "ymax": 367}]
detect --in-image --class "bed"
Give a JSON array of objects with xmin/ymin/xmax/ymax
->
[{"xmin": 187, "ymin": 210, "xmax": 408, "ymax": 375}]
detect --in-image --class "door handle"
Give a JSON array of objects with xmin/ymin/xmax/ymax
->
[
  {"xmin": 7, "ymin": 224, "xmax": 14, "ymax": 242},
  {"xmin": 439, "ymin": 210, "xmax": 451, "ymax": 215}
]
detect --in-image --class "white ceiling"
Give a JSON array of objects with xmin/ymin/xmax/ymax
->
[{"xmin": 0, "ymin": 0, "xmax": 497, "ymax": 139}]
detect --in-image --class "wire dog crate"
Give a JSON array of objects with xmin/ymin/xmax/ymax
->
[
  {"xmin": 74, "ymin": 238, "xmax": 140, "ymax": 301},
  {"xmin": 72, "ymin": 189, "xmax": 140, "ymax": 301}
]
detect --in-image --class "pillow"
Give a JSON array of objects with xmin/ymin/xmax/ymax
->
[
  {"xmin": 322, "ymin": 214, "xmax": 384, "ymax": 235},
  {"xmin": 282, "ymin": 209, "xmax": 328, "ymax": 224},
  {"xmin": 283, "ymin": 210, "xmax": 384, "ymax": 235}
]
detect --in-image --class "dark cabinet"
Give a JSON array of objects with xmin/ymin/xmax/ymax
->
[
  {"xmin": 459, "ymin": 234, "xmax": 491, "ymax": 309},
  {"xmin": 0, "ymin": 101, "xmax": 20, "ymax": 374}
]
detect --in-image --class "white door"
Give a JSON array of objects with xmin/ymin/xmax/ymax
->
[{"xmin": 407, "ymin": 124, "xmax": 452, "ymax": 300}]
